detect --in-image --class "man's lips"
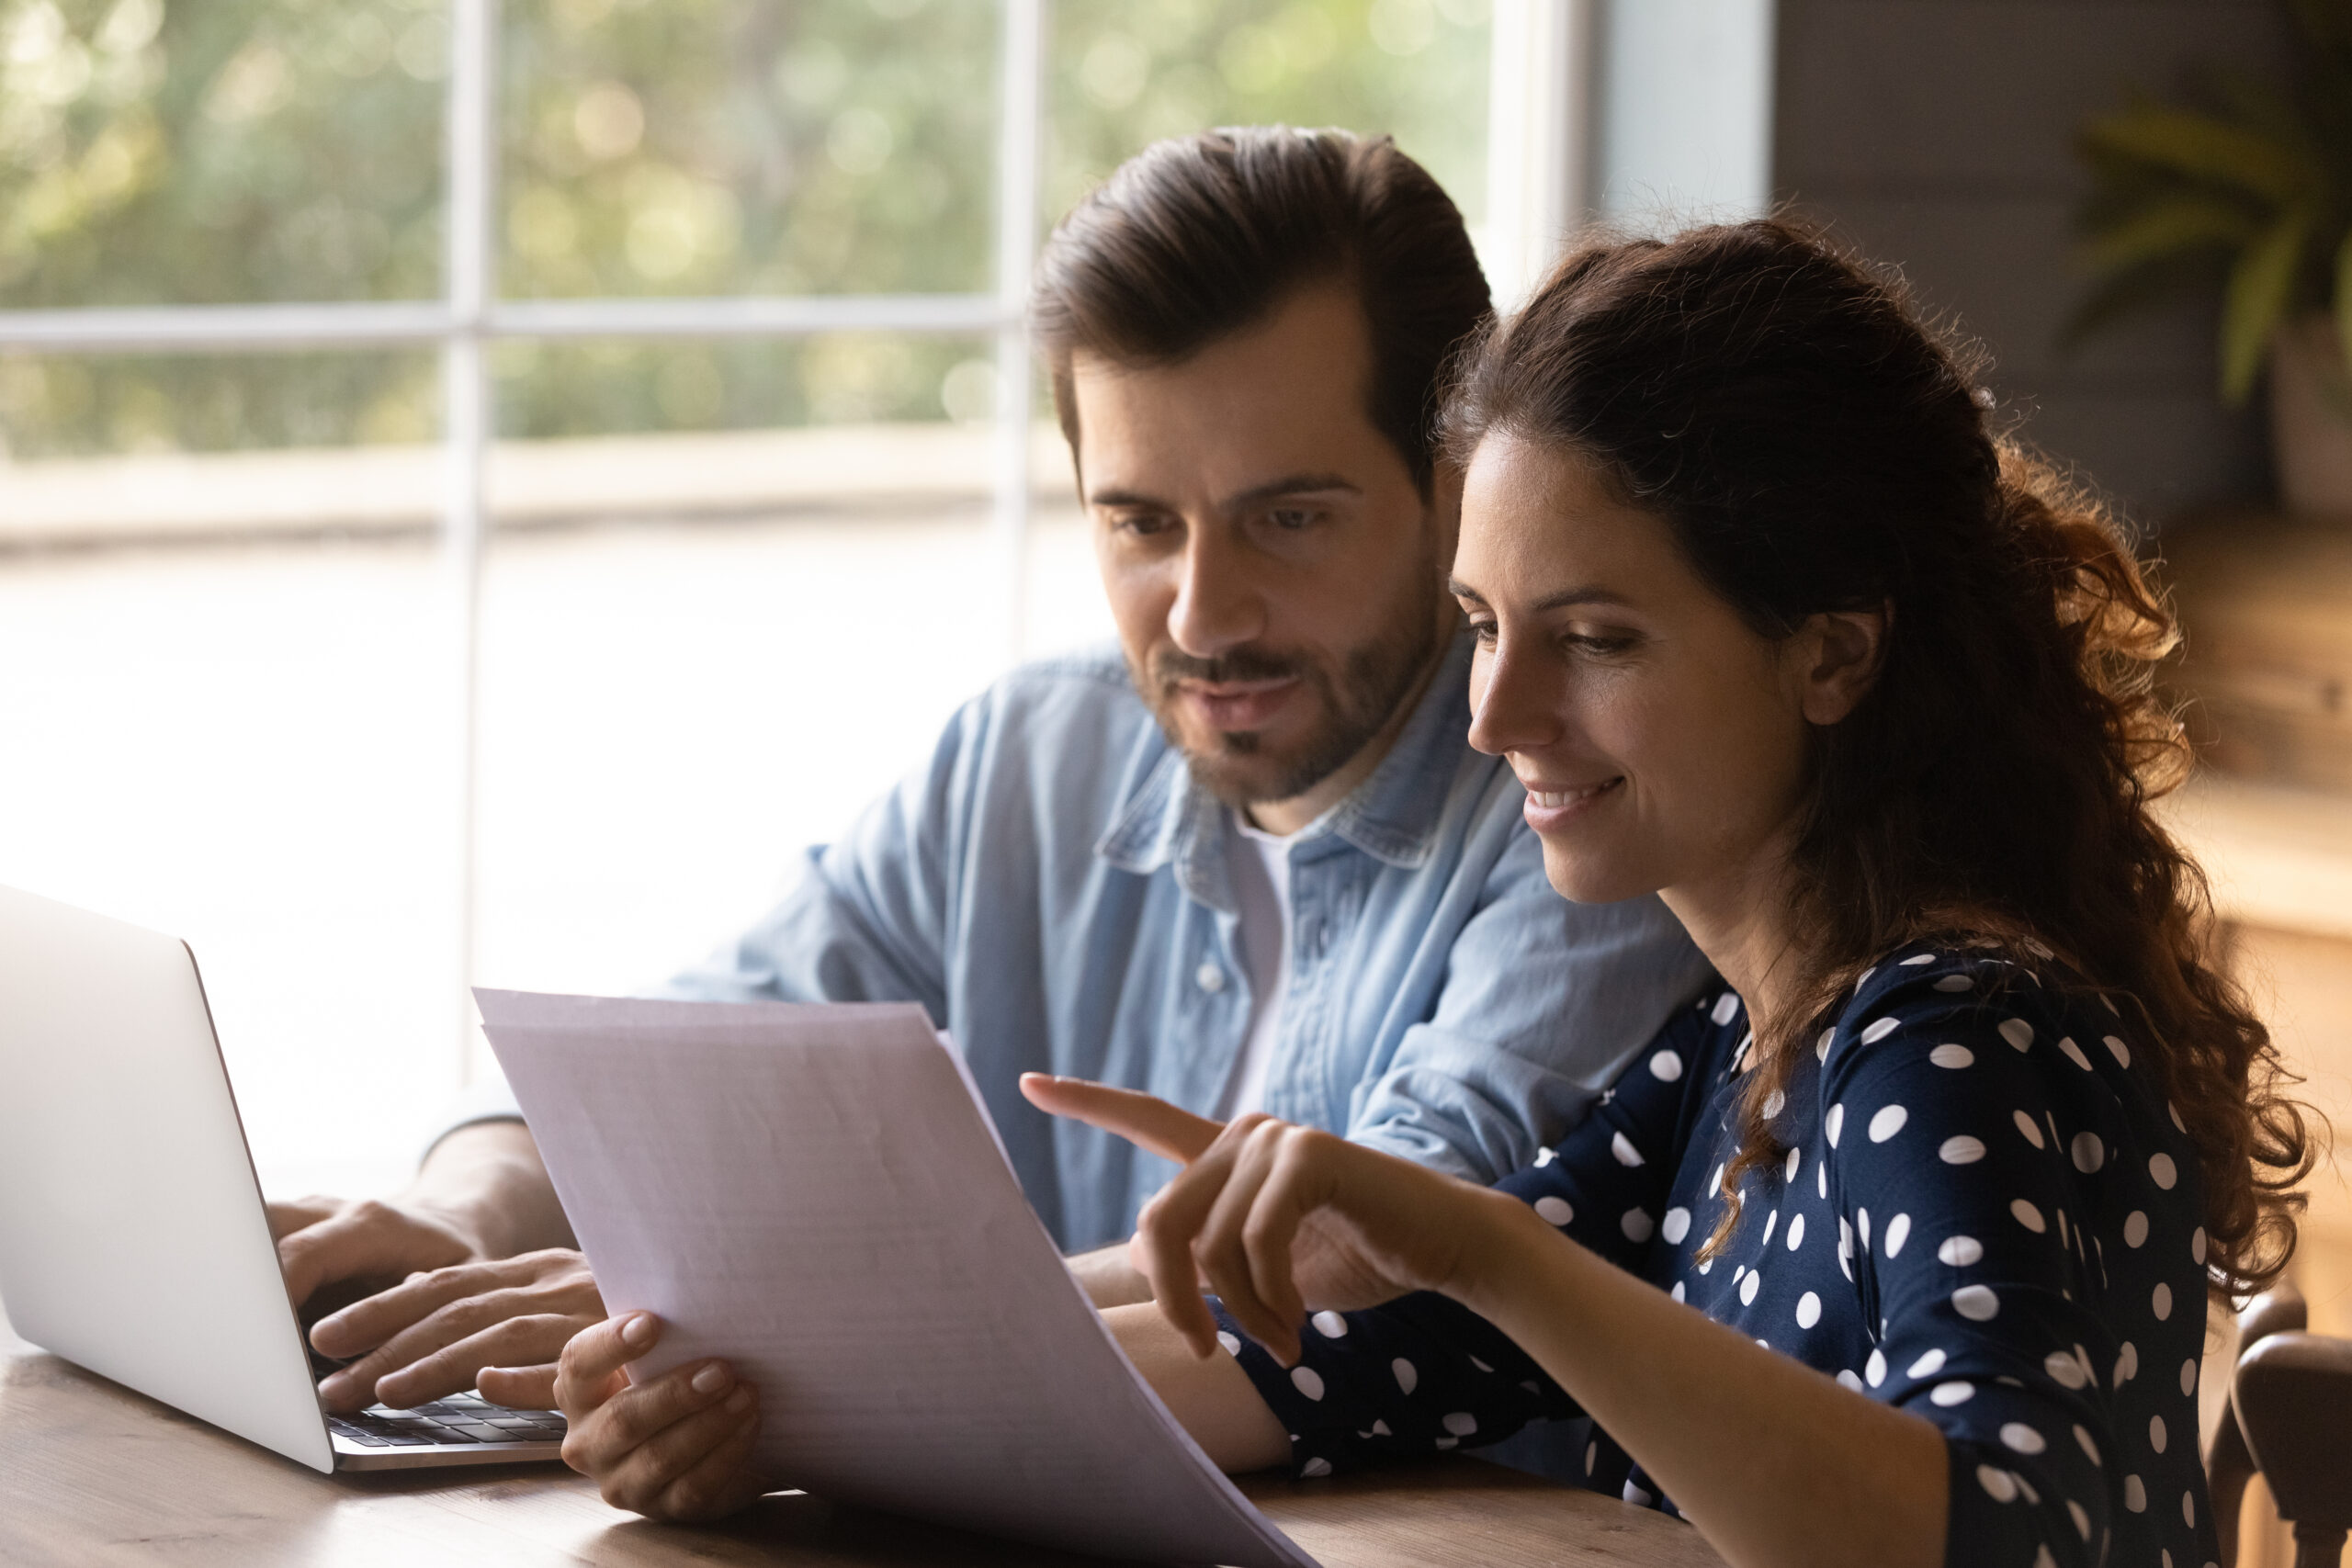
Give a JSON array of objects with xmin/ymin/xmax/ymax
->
[
  {"xmin": 1519, "ymin": 775, "xmax": 1625, "ymax": 829},
  {"xmin": 1177, "ymin": 676, "xmax": 1301, "ymax": 730}
]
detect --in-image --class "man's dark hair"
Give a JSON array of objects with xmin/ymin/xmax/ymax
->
[{"xmin": 1031, "ymin": 127, "xmax": 1490, "ymax": 496}]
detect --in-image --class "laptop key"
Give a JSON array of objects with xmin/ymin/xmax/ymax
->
[{"xmin": 335, "ymin": 1431, "xmax": 394, "ymax": 1446}]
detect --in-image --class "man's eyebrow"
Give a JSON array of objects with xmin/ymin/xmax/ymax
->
[
  {"xmin": 1220, "ymin": 472, "xmax": 1360, "ymax": 512},
  {"xmin": 1446, "ymin": 579, "xmax": 1634, "ymax": 613},
  {"xmin": 1083, "ymin": 484, "xmax": 1164, "ymax": 510},
  {"xmin": 1085, "ymin": 473, "xmax": 1362, "ymax": 512}
]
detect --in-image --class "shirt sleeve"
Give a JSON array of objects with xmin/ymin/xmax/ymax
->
[
  {"xmin": 650, "ymin": 692, "xmax": 989, "ymax": 1020},
  {"xmin": 420, "ymin": 692, "xmax": 989, "ymax": 1156},
  {"xmin": 1345, "ymin": 805, "xmax": 1713, "ymax": 1183},
  {"xmin": 1821, "ymin": 972, "xmax": 2135, "ymax": 1568},
  {"xmin": 1216, "ymin": 1000, "xmax": 1718, "ymax": 1475}
]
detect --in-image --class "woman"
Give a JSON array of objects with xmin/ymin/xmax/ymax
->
[{"xmin": 546, "ymin": 221, "xmax": 2312, "ymax": 1568}]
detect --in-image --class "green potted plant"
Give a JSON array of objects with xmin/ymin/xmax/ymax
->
[{"xmin": 2072, "ymin": 0, "xmax": 2352, "ymax": 516}]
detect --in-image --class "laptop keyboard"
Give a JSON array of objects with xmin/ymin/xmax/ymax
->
[{"xmin": 329, "ymin": 1392, "xmax": 567, "ymax": 1448}]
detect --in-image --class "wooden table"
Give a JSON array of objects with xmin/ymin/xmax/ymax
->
[{"xmin": 0, "ymin": 1309, "xmax": 1720, "ymax": 1568}]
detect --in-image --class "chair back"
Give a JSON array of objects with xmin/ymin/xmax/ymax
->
[{"xmin": 2210, "ymin": 1282, "xmax": 2308, "ymax": 1564}]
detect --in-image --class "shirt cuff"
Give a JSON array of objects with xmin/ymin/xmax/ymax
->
[{"xmin": 420, "ymin": 1074, "xmax": 526, "ymax": 1165}]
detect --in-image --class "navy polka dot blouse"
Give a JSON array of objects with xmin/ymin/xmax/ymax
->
[{"xmin": 1212, "ymin": 946, "xmax": 2217, "ymax": 1568}]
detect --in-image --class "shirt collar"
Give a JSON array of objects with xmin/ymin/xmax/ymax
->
[{"xmin": 1095, "ymin": 626, "xmax": 1475, "ymax": 904}]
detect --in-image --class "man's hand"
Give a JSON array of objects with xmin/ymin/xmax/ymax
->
[
  {"xmin": 557, "ymin": 1313, "xmax": 770, "ymax": 1522},
  {"xmin": 305, "ymin": 1247, "xmax": 604, "ymax": 1412},
  {"xmin": 268, "ymin": 1121, "xmax": 582, "ymax": 1409},
  {"xmin": 269, "ymin": 1195, "xmax": 484, "ymax": 1313}
]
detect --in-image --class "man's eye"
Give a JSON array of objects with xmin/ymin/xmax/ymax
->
[
  {"xmin": 1268, "ymin": 507, "xmax": 1316, "ymax": 531},
  {"xmin": 1114, "ymin": 512, "xmax": 1174, "ymax": 536}
]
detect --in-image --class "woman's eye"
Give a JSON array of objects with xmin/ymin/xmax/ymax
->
[
  {"xmin": 1466, "ymin": 619, "xmax": 1499, "ymax": 646},
  {"xmin": 1566, "ymin": 632, "xmax": 1636, "ymax": 655}
]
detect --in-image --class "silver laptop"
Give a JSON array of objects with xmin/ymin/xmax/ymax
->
[{"xmin": 0, "ymin": 882, "xmax": 564, "ymax": 1470}]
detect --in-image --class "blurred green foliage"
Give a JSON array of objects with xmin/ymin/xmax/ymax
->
[
  {"xmin": 2071, "ymin": 0, "xmax": 2352, "ymax": 404},
  {"xmin": 1, "ymin": 0, "xmax": 1487, "ymax": 457}
]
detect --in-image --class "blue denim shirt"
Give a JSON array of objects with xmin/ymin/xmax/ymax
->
[{"xmin": 468, "ymin": 632, "xmax": 1709, "ymax": 1252}]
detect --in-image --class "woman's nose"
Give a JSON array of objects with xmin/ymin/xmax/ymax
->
[{"xmin": 1466, "ymin": 635, "xmax": 1559, "ymax": 758}]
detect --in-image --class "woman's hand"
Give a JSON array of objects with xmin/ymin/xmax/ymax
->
[
  {"xmin": 554, "ymin": 1312, "xmax": 771, "ymax": 1522},
  {"xmin": 1018, "ymin": 1075, "xmax": 1513, "ymax": 1365}
]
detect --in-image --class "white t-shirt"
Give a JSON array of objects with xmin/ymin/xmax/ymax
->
[{"xmin": 1216, "ymin": 809, "xmax": 1297, "ymax": 1120}]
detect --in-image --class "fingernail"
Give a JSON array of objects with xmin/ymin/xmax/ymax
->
[
  {"xmin": 621, "ymin": 1313, "xmax": 655, "ymax": 1347},
  {"xmin": 725, "ymin": 1386, "xmax": 752, "ymax": 1414},
  {"xmin": 319, "ymin": 1372, "xmax": 353, "ymax": 1401},
  {"xmin": 690, "ymin": 1362, "xmax": 730, "ymax": 1395}
]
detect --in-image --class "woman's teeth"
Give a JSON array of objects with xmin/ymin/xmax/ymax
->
[{"xmin": 1529, "ymin": 780, "xmax": 1620, "ymax": 807}]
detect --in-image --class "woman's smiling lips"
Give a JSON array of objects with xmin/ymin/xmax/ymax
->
[
  {"xmin": 1518, "ymin": 774, "xmax": 1625, "ymax": 831},
  {"xmin": 1180, "ymin": 676, "xmax": 1301, "ymax": 731}
]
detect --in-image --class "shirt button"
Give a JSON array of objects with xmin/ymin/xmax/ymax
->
[{"xmin": 1194, "ymin": 963, "xmax": 1227, "ymax": 993}]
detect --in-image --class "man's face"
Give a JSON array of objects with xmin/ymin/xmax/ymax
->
[{"xmin": 1072, "ymin": 288, "xmax": 1454, "ymax": 809}]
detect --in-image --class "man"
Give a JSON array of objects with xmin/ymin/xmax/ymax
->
[{"xmin": 271, "ymin": 128, "xmax": 1708, "ymax": 1416}]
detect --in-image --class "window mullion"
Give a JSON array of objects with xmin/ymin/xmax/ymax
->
[
  {"xmin": 990, "ymin": 0, "xmax": 1046, "ymax": 668},
  {"xmin": 445, "ymin": 0, "xmax": 496, "ymax": 1090}
]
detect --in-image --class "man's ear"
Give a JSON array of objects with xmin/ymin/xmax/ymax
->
[{"xmin": 1794, "ymin": 603, "xmax": 1891, "ymax": 727}]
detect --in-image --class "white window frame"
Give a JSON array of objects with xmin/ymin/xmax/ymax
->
[{"xmin": 0, "ymin": 0, "xmax": 1582, "ymax": 1087}]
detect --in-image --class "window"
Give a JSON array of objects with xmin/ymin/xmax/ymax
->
[{"xmin": 0, "ymin": 0, "xmax": 1569, "ymax": 1192}]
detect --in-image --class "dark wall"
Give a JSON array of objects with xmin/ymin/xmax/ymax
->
[{"xmin": 1773, "ymin": 0, "xmax": 2288, "ymax": 526}]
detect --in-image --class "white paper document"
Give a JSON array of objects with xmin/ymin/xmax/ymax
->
[{"xmin": 476, "ymin": 989, "xmax": 1318, "ymax": 1568}]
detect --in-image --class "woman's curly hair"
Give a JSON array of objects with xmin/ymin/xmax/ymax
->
[{"xmin": 1442, "ymin": 218, "xmax": 2317, "ymax": 1295}]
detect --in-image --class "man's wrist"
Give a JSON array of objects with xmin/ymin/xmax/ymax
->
[
  {"xmin": 399, "ymin": 1120, "xmax": 565, "ymax": 1259},
  {"xmin": 396, "ymin": 1192, "xmax": 497, "ymax": 1261}
]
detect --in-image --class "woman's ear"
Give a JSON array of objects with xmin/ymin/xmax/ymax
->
[{"xmin": 1793, "ymin": 603, "xmax": 1891, "ymax": 727}]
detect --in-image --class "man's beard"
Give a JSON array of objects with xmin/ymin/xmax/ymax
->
[{"xmin": 1136, "ymin": 581, "xmax": 1446, "ymax": 809}]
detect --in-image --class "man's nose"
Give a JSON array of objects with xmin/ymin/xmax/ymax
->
[{"xmin": 1166, "ymin": 525, "xmax": 1265, "ymax": 659}]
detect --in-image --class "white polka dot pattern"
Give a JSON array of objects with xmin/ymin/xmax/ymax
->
[
  {"xmin": 1222, "ymin": 959, "xmax": 2212, "ymax": 1566},
  {"xmin": 1954, "ymin": 1284, "xmax": 2001, "ymax": 1322}
]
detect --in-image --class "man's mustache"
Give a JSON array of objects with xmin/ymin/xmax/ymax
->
[{"xmin": 1152, "ymin": 648, "xmax": 1305, "ymax": 688}]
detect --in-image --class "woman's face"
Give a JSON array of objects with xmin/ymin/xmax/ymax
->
[{"xmin": 1452, "ymin": 432, "xmax": 1849, "ymax": 910}]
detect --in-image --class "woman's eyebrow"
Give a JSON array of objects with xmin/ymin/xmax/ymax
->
[{"xmin": 1447, "ymin": 580, "xmax": 1634, "ymax": 612}]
